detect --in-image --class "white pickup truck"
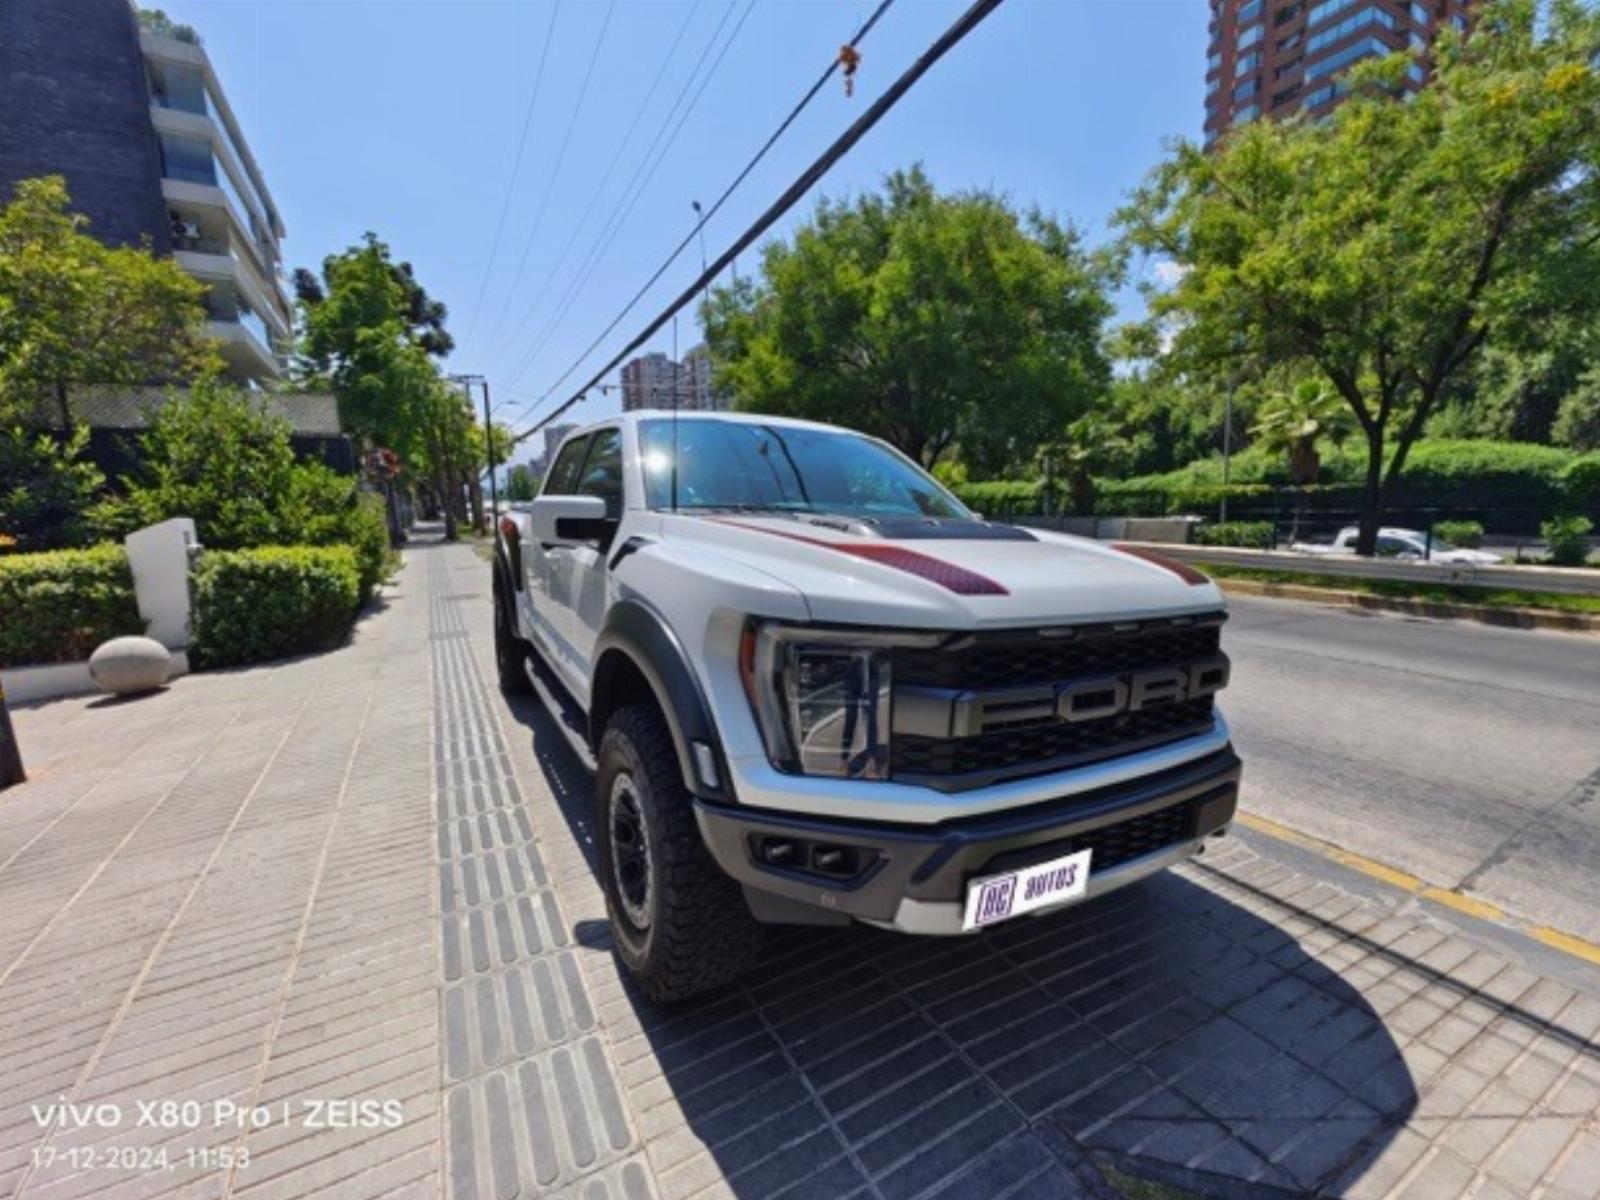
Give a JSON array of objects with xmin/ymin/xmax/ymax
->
[{"xmin": 494, "ymin": 412, "xmax": 1240, "ymax": 1001}]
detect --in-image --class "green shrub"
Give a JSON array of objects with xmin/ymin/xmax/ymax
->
[
  {"xmin": 1541, "ymin": 514, "xmax": 1594, "ymax": 567},
  {"xmin": 1562, "ymin": 453, "xmax": 1600, "ymax": 511},
  {"xmin": 1193, "ymin": 521, "xmax": 1275, "ymax": 549},
  {"xmin": 282, "ymin": 464, "xmax": 395, "ymax": 596},
  {"xmin": 1432, "ymin": 520, "xmax": 1485, "ymax": 549},
  {"xmin": 0, "ymin": 544, "xmax": 144, "ymax": 666},
  {"xmin": 0, "ymin": 425, "xmax": 107, "ymax": 551},
  {"xmin": 191, "ymin": 546, "xmax": 360, "ymax": 668},
  {"xmin": 952, "ymin": 480, "xmax": 1045, "ymax": 518}
]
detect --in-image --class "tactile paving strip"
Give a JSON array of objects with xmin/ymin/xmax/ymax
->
[{"xmin": 428, "ymin": 560, "xmax": 646, "ymax": 1198}]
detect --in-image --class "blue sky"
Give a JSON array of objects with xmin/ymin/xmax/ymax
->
[{"xmin": 154, "ymin": 0, "xmax": 1208, "ymax": 442}]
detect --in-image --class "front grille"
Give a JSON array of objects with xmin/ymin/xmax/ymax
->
[
  {"xmin": 890, "ymin": 615, "xmax": 1226, "ymax": 788},
  {"xmin": 980, "ymin": 801, "xmax": 1194, "ymax": 877},
  {"xmin": 894, "ymin": 618, "xmax": 1223, "ymax": 690},
  {"xmin": 894, "ymin": 698, "xmax": 1214, "ymax": 780}
]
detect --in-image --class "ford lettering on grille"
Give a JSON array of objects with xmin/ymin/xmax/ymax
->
[{"xmin": 902, "ymin": 654, "xmax": 1229, "ymax": 739}]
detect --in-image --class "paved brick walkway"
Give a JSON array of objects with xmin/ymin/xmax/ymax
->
[{"xmin": 2, "ymin": 536, "xmax": 1598, "ymax": 1200}]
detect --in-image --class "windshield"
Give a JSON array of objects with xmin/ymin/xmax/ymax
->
[{"xmin": 638, "ymin": 419, "xmax": 971, "ymax": 520}]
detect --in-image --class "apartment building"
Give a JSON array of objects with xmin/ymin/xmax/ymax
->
[
  {"xmin": 619, "ymin": 347, "xmax": 729, "ymax": 413},
  {"xmin": 1204, "ymin": 0, "xmax": 1471, "ymax": 142},
  {"xmin": 0, "ymin": 0, "xmax": 293, "ymax": 383}
]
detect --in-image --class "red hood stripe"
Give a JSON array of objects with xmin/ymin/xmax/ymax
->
[
  {"xmin": 1110, "ymin": 543, "xmax": 1211, "ymax": 586},
  {"xmin": 707, "ymin": 519, "xmax": 1009, "ymax": 596}
]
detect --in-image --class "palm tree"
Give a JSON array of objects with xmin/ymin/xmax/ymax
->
[{"xmin": 1250, "ymin": 378, "xmax": 1349, "ymax": 537}]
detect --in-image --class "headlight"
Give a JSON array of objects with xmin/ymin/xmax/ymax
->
[{"xmin": 739, "ymin": 622, "xmax": 940, "ymax": 780}]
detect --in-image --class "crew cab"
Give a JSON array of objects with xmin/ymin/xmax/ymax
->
[{"xmin": 493, "ymin": 412, "xmax": 1240, "ymax": 1001}]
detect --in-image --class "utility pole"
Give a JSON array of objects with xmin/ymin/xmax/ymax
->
[
  {"xmin": 448, "ymin": 373, "xmax": 487, "ymax": 534},
  {"xmin": 480, "ymin": 379, "xmax": 500, "ymax": 524},
  {"xmin": 1220, "ymin": 376, "xmax": 1236, "ymax": 525}
]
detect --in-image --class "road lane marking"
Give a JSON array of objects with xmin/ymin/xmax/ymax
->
[{"xmin": 1234, "ymin": 810, "xmax": 1600, "ymax": 970}]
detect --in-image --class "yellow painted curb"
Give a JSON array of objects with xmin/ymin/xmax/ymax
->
[
  {"xmin": 1420, "ymin": 886, "xmax": 1506, "ymax": 923},
  {"xmin": 1529, "ymin": 926, "xmax": 1600, "ymax": 969},
  {"xmin": 1233, "ymin": 811, "xmax": 1600, "ymax": 970}
]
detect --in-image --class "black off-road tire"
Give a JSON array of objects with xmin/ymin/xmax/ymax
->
[
  {"xmin": 597, "ymin": 703, "xmax": 763, "ymax": 1003},
  {"xmin": 494, "ymin": 581, "xmax": 533, "ymax": 696}
]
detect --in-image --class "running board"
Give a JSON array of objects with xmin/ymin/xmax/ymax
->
[{"xmin": 523, "ymin": 655, "xmax": 596, "ymax": 771}]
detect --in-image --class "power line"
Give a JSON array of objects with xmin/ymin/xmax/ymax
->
[
  {"xmin": 457, "ymin": 0, "xmax": 562, "ymax": 357},
  {"xmin": 498, "ymin": 0, "xmax": 752, "ymax": 386},
  {"xmin": 481, "ymin": 0, "xmax": 708, "ymax": 379},
  {"xmin": 513, "ymin": 0, "xmax": 898, "ymax": 400},
  {"xmin": 481, "ymin": 0, "xmax": 618, "ymax": 353},
  {"xmin": 511, "ymin": 0, "xmax": 1006, "ymax": 446},
  {"xmin": 506, "ymin": 0, "xmax": 757, "ymax": 387}
]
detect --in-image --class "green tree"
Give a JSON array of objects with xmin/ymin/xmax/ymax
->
[
  {"xmin": 0, "ymin": 176, "xmax": 215, "ymax": 429},
  {"xmin": 110, "ymin": 380, "xmax": 299, "ymax": 549},
  {"xmin": 1553, "ymin": 367, "xmax": 1600, "ymax": 449},
  {"xmin": 505, "ymin": 464, "xmax": 539, "ymax": 502},
  {"xmin": 294, "ymin": 233, "xmax": 453, "ymax": 460},
  {"xmin": 705, "ymin": 166, "xmax": 1115, "ymax": 472},
  {"xmin": 0, "ymin": 425, "xmax": 105, "ymax": 551},
  {"xmin": 1117, "ymin": 1, "xmax": 1600, "ymax": 554}
]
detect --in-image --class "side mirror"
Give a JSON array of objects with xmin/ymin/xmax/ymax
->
[{"xmin": 530, "ymin": 494, "xmax": 612, "ymax": 547}]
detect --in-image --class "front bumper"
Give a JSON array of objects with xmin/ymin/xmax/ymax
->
[{"xmin": 694, "ymin": 747, "xmax": 1241, "ymax": 935}]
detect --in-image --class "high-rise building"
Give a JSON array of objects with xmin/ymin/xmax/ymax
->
[
  {"xmin": 1204, "ymin": 0, "xmax": 1471, "ymax": 143},
  {"xmin": 0, "ymin": 0, "xmax": 293, "ymax": 384},
  {"xmin": 619, "ymin": 347, "xmax": 730, "ymax": 412},
  {"xmin": 620, "ymin": 352, "xmax": 681, "ymax": 412}
]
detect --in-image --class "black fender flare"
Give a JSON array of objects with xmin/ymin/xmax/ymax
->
[{"xmin": 590, "ymin": 598, "xmax": 734, "ymax": 802}]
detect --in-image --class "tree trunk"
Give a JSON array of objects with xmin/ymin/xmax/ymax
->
[
  {"xmin": 469, "ymin": 472, "xmax": 485, "ymax": 533},
  {"xmin": 437, "ymin": 470, "xmax": 458, "ymax": 541},
  {"xmin": 1355, "ymin": 425, "xmax": 1385, "ymax": 557},
  {"xmin": 54, "ymin": 380, "xmax": 72, "ymax": 444}
]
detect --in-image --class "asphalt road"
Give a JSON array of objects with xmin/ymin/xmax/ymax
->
[{"xmin": 1223, "ymin": 594, "xmax": 1600, "ymax": 943}]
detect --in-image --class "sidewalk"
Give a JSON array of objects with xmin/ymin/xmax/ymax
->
[{"xmin": 0, "ymin": 536, "xmax": 1596, "ymax": 1200}]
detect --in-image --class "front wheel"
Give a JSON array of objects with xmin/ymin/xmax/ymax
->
[{"xmin": 596, "ymin": 704, "xmax": 762, "ymax": 1003}]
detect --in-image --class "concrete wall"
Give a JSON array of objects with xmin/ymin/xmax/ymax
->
[{"xmin": 0, "ymin": 0, "xmax": 170, "ymax": 253}]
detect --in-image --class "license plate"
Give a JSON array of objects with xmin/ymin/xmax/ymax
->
[{"xmin": 962, "ymin": 848, "xmax": 1093, "ymax": 931}]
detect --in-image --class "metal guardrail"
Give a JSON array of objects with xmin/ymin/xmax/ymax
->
[{"xmin": 1123, "ymin": 542, "xmax": 1600, "ymax": 598}]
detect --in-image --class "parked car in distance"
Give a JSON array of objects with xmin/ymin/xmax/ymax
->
[{"xmin": 1290, "ymin": 526, "xmax": 1504, "ymax": 565}]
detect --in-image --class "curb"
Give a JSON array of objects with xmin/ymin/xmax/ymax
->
[
  {"xmin": 0, "ymin": 650, "xmax": 191, "ymax": 705},
  {"xmin": 1212, "ymin": 576, "xmax": 1600, "ymax": 633},
  {"xmin": 1234, "ymin": 811, "xmax": 1600, "ymax": 971}
]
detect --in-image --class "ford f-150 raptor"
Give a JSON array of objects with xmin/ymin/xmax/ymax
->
[{"xmin": 493, "ymin": 411, "xmax": 1240, "ymax": 1001}]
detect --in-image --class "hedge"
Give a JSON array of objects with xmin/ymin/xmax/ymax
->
[
  {"xmin": 1563, "ymin": 453, "xmax": 1600, "ymax": 511},
  {"xmin": 0, "ymin": 545, "xmax": 144, "ymax": 667},
  {"xmin": 1192, "ymin": 521, "xmax": 1276, "ymax": 549},
  {"xmin": 1110, "ymin": 440, "xmax": 1584, "ymax": 519},
  {"xmin": 951, "ymin": 480, "xmax": 1046, "ymax": 518},
  {"xmin": 191, "ymin": 546, "xmax": 360, "ymax": 669}
]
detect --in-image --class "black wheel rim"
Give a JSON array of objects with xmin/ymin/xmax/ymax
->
[{"xmin": 609, "ymin": 773, "xmax": 653, "ymax": 930}]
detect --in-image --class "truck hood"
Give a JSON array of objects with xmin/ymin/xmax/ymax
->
[{"xmin": 660, "ymin": 512, "xmax": 1224, "ymax": 628}]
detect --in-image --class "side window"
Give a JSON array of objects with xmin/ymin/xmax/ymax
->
[
  {"xmin": 575, "ymin": 428, "xmax": 623, "ymax": 519},
  {"xmin": 542, "ymin": 435, "xmax": 590, "ymax": 496}
]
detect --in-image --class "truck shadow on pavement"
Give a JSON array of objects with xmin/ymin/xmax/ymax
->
[{"xmin": 509, "ymin": 697, "xmax": 1423, "ymax": 1200}]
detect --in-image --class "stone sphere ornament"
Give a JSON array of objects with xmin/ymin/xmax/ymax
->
[{"xmin": 88, "ymin": 637, "xmax": 172, "ymax": 696}]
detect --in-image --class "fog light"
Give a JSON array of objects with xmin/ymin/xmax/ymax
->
[
  {"xmin": 761, "ymin": 838, "xmax": 798, "ymax": 866},
  {"xmin": 812, "ymin": 845, "xmax": 852, "ymax": 874}
]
